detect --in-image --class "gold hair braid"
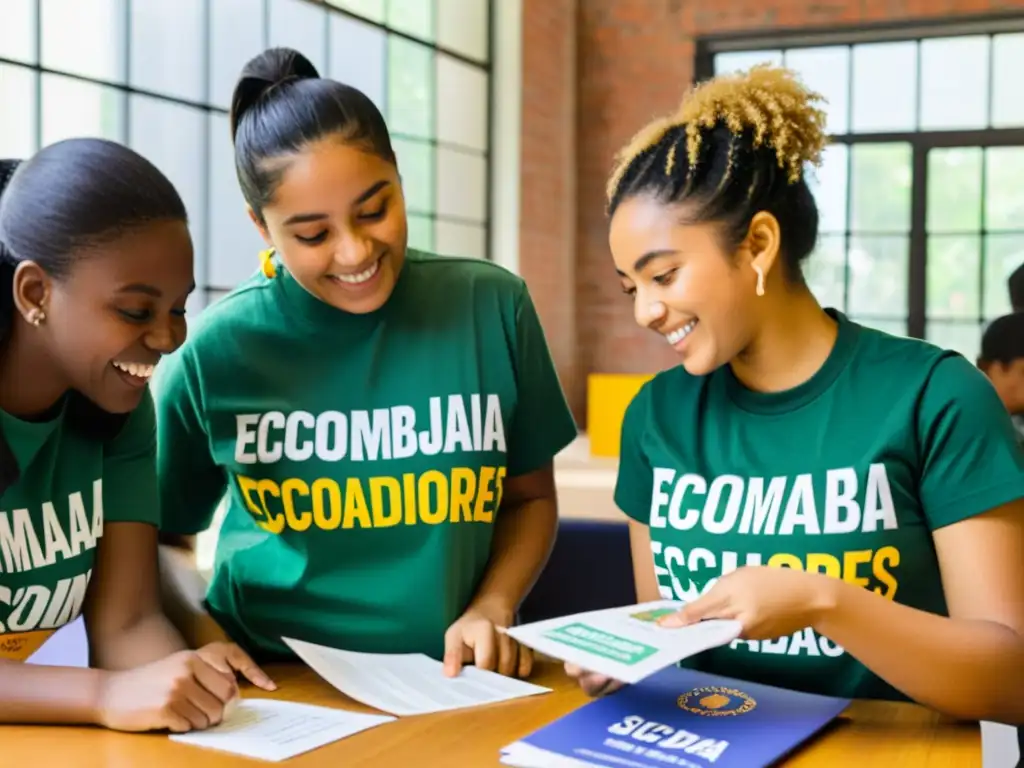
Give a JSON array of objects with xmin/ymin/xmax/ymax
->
[{"xmin": 606, "ymin": 65, "xmax": 829, "ymax": 204}]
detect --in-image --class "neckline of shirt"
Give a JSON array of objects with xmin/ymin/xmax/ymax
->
[{"xmin": 721, "ymin": 308, "xmax": 860, "ymax": 416}]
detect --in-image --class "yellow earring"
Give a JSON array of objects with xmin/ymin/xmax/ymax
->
[
  {"xmin": 753, "ymin": 265, "xmax": 765, "ymax": 297},
  {"xmin": 259, "ymin": 248, "xmax": 277, "ymax": 279}
]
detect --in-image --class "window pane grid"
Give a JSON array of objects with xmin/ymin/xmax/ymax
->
[
  {"xmin": 2, "ymin": 0, "xmax": 494, "ymax": 313},
  {"xmin": 327, "ymin": 0, "xmax": 490, "ymax": 66},
  {"xmin": 712, "ymin": 28, "xmax": 1024, "ymax": 359}
]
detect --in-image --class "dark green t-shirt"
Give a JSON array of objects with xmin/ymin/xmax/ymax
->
[
  {"xmin": 615, "ymin": 310, "xmax": 1024, "ymax": 700},
  {"xmin": 0, "ymin": 392, "xmax": 160, "ymax": 661},
  {"xmin": 154, "ymin": 249, "xmax": 578, "ymax": 659}
]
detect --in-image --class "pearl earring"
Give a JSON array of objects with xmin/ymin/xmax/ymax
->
[
  {"xmin": 26, "ymin": 307, "xmax": 45, "ymax": 326},
  {"xmin": 753, "ymin": 266, "xmax": 765, "ymax": 297}
]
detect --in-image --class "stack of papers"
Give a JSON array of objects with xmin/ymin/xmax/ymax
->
[
  {"xmin": 501, "ymin": 665, "xmax": 851, "ymax": 768},
  {"xmin": 169, "ymin": 699, "xmax": 394, "ymax": 762},
  {"xmin": 170, "ymin": 636, "xmax": 553, "ymax": 760},
  {"xmin": 502, "ymin": 601, "xmax": 743, "ymax": 684},
  {"xmin": 283, "ymin": 637, "xmax": 552, "ymax": 716}
]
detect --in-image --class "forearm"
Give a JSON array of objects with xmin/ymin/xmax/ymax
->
[
  {"xmin": 158, "ymin": 543, "xmax": 233, "ymax": 647},
  {"xmin": 90, "ymin": 612, "xmax": 187, "ymax": 671},
  {"xmin": 0, "ymin": 660, "xmax": 103, "ymax": 725},
  {"xmin": 470, "ymin": 495, "xmax": 558, "ymax": 619},
  {"xmin": 815, "ymin": 578, "xmax": 1024, "ymax": 724}
]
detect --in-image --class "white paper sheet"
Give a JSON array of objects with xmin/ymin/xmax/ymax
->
[
  {"xmin": 169, "ymin": 698, "xmax": 394, "ymax": 762},
  {"xmin": 501, "ymin": 741, "xmax": 601, "ymax": 768},
  {"xmin": 501, "ymin": 600, "xmax": 742, "ymax": 684},
  {"xmin": 283, "ymin": 637, "xmax": 552, "ymax": 716}
]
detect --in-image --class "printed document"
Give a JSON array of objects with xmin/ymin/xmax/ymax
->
[
  {"xmin": 284, "ymin": 637, "xmax": 552, "ymax": 716},
  {"xmin": 502, "ymin": 601, "xmax": 742, "ymax": 684},
  {"xmin": 169, "ymin": 699, "xmax": 394, "ymax": 762},
  {"xmin": 500, "ymin": 664, "xmax": 851, "ymax": 768}
]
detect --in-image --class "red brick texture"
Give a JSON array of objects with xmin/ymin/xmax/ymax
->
[
  {"xmin": 518, "ymin": 0, "xmax": 1024, "ymax": 425},
  {"xmin": 518, "ymin": 0, "xmax": 580, "ymax": 421}
]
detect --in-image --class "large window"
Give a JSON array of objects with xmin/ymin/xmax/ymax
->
[
  {"xmin": 0, "ymin": 0, "xmax": 492, "ymax": 313},
  {"xmin": 701, "ymin": 21, "xmax": 1024, "ymax": 362}
]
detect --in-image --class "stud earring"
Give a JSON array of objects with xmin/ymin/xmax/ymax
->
[
  {"xmin": 753, "ymin": 266, "xmax": 765, "ymax": 297},
  {"xmin": 26, "ymin": 307, "xmax": 45, "ymax": 326}
]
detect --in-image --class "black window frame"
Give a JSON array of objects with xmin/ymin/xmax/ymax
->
[
  {"xmin": 0, "ymin": 0, "xmax": 495, "ymax": 309},
  {"xmin": 695, "ymin": 13, "xmax": 1024, "ymax": 341}
]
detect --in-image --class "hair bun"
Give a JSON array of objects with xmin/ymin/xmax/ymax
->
[
  {"xmin": 0, "ymin": 159, "xmax": 21, "ymax": 198},
  {"xmin": 230, "ymin": 47, "xmax": 320, "ymax": 139},
  {"xmin": 675, "ymin": 65, "xmax": 828, "ymax": 183},
  {"xmin": 0, "ymin": 159, "xmax": 23, "ymax": 263}
]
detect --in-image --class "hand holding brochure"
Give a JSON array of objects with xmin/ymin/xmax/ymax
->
[
  {"xmin": 501, "ymin": 666, "xmax": 851, "ymax": 768},
  {"xmin": 284, "ymin": 637, "xmax": 551, "ymax": 716},
  {"xmin": 502, "ymin": 601, "xmax": 742, "ymax": 684}
]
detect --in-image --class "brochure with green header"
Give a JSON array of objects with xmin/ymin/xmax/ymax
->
[{"xmin": 504, "ymin": 601, "xmax": 742, "ymax": 685}]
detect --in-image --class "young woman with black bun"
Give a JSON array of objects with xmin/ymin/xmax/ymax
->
[{"xmin": 155, "ymin": 48, "xmax": 576, "ymax": 680}]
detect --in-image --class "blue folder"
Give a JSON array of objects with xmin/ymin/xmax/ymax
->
[{"xmin": 503, "ymin": 665, "xmax": 850, "ymax": 768}]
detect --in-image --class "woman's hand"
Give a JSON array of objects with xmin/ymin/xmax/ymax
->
[
  {"xmin": 564, "ymin": 663, "xmax": 625, "ymax": 697},
  {"xmin": 657, "ymin": 565, "xmax": 836, "ymax": 639},
  {"xmin": 195, "ymin": 641, "xmax": 277, "ymax": 691},
  {"xmin": 95, "ymin": 649, "xmax": 239, "ymax": 733},
  {"xmin": 443, "ymin": 603, "xmax": 533, "ymax": 679}
]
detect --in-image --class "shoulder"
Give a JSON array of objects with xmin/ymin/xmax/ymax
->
[
  {"xmin": 850, "ymin": 323, "xmax": 991, "ymax": 403},
  {"xmin": 102, "ymin": 388, "xmax": 156, "ymax": 457},
  {"xmin": 406, "ymin": 250, "xmax": 527, "ymax": 300},
  {"xmin": 643, "ymin": 365, "xmax": 705, "ymax": 405},
  {"xmin": 623, "ymin": 367, "xmax": 693, "ymax": 430},
  {"xmin": 185, "ymin": 270, "xmax": 278, "ymax": 347},
  {"xmin": 854, "ymin": 323, "xmax": 957, "ymax": 371},
  {"xmin": 159, "ymin": 270, "xmax": 279, "ymax": 381}
]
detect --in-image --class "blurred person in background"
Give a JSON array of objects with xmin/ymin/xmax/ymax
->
[
  {"xmin": 155, "ymin": 48, "xmax": 576, "ymax": 680},
  {"xmin": 1010, "ymin": 263, "xmax": 1024, "ymax": 312},
  {"xmin": 977, "ymin": 312, "xmax": 1024, "ymax": 445}
]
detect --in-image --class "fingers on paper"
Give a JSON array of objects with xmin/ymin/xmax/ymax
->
[
  {"xmin": 564, "ymin": 663, "xmax": 619, "ymax": 697},
  {"xmin": 496, "ymin": 630, "xmax": 519, "ymax": 677},
  {"xmin": 659, "ymin": 591, "xmax": 728, "ymax": 627},
  {"xmin": 164, "ymin": 706, "xmax": 198, "ymax": 733},
  {"xmin": 223, "ymin": 645, "xmax": 277, "ymax": 691},
  {"xmin": 191, "ymin": 655, "xmax": 238, "ymax": 703},
  {"xmin": 517, "ymin": 645, "xmax": 534, "ymax": 679},
  {"xmin": 442, "ymin": 628, "xmax": 467, "ymax": 677},
  {"xmin": 582, "ymin": 673, "xmax": 619, "ymax": 697},
  {"xmin": 471, "ymin": 625, "xmax": 499, "ymax": 672},
  {"xmin": 178, "ymin": 678, "xmax": 224, "ymax": 729}
]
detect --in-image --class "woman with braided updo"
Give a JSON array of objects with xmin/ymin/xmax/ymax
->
[{"xmin": 566, "ymin": 66, "xmax": 1024, "ymax": 724}]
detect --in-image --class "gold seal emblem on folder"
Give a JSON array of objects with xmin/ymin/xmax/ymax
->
[{"xmin": 677, "ymin": 686, "xmax": 757, "ymax": 717}]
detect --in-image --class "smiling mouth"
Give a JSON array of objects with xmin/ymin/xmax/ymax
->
[
  {"xmin": 112, "ymin": 360, "xmax": 155, "ymax": 388},
  {"xmin": 328, "ymin": 256, "xmax": 382, "ymax": 286},
  {"xmin": 665, "ymin": 319, "xmax": 698, "ymax": 346}
]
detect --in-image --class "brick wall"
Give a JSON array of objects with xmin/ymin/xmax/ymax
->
[
  {"xmin": 518, "ymin": 0, "xmax": 580, "ymax": 420},
  {"xmin": 519, "ymin": 0, "xmax": 1024, "ymax": 425}
]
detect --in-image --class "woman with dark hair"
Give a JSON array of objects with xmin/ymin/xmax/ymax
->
[
  {"xmin": 0, "ymin": 139, "xmax": 271, "ymax": 733},
  {"xmin": 155, "ymin": 48, "xmax": 576, "ymax": 679}
]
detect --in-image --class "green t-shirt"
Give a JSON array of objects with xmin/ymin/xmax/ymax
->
[
  {"xmin": 0, "ymin": 391, "xmax": 160, "ymax": 661},
  {"xmin": 615, "ymin": 310, "xmax": 1024, "ymax": 701},
  {"xmin": 154, "ymin": 249, "xmax": 578, "ymax": 659}
]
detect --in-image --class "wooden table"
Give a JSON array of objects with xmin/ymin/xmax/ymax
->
[{"xmin": 0, "ymin": 662, "xmax": 980, "ymax": 766}]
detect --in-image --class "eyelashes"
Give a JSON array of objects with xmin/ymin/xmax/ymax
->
[
  {"xmin": 653, "ymin": 268, "xmax": 678, "ymax": 286},
  {"xmin": 293, "ymin": 204, "xmax": 389, "ymax": 246}
]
